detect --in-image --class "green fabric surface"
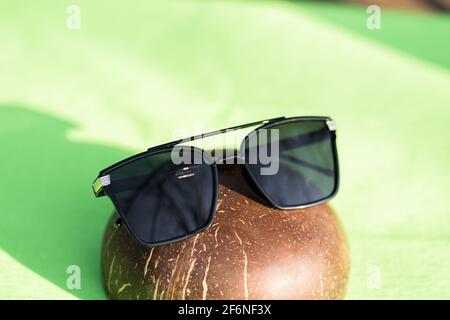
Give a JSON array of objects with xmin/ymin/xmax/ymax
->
[{"xmin": 0, "ymin": 0, "xmax": 449, "ymax": 299}]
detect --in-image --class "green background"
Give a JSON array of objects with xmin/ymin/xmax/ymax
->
[{"xmin": 0, "ymin": 0, "xmax": 449, "ymax": 299}]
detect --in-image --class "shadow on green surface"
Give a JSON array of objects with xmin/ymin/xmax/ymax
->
[
  {"xmin": 297, "ymin": 2, "xmax": 450, "ymax": 71},
  {"xmin": 0, "ymin": 105, "xmax": 129, "ymax": 299}
]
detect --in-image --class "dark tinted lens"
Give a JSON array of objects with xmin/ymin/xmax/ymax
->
[
  {"xmin": 106, "ymin": 147, "xmax": 216, "ymax": 244},
  {"xmin": 243, "ymin": 120, "xmax": 337, "ymax": 208}
]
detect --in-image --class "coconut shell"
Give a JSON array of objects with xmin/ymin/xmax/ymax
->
[{"xmin": 101, "ymin": 164, "xmax": 349, "ymax": 300}]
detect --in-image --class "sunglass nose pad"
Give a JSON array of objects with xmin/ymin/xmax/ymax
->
[{"xmin": 114, "ymin": 217, "xmax": 123, "ymax": 229}]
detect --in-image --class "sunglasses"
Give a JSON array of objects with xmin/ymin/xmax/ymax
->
[{"xmin": 92, "ymin": 116, "xmax": 339, "ymax": 246}]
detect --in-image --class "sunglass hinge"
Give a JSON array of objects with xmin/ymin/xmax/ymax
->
[
  {"xmin": 92, "ymin": 175, "xmax": 111, "ymax": 197},
  {"xmin": 326, "ymin": 120, "xmax": 336, "ymax": 131},
  {"xmin": 114, "ymin": 217, "xmax": 123, "ymax": 229}
]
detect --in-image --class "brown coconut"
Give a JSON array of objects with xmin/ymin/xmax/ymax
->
[{"xmin": 101, "ymin": 164, "xmax": 349, "ymax": 299}]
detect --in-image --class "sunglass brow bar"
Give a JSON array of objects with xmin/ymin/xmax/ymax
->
[{"xmin": 93, "ymin": 117, "xmax": 336, "ymax": 197}]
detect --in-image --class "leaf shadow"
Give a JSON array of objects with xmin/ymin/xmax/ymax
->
[{"xmin": 0, "ymin": 105, "xmax": 130, "ymax": 299}]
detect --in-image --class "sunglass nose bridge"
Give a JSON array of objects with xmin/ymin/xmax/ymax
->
[{"xmin": 212, "ymin": 150, "xmax": 245, "ymax": 165}]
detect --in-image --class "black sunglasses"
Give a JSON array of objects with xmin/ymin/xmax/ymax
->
[{"xmin": 92, "ymin": 116, "xmax": 339, "ymax": 246}]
